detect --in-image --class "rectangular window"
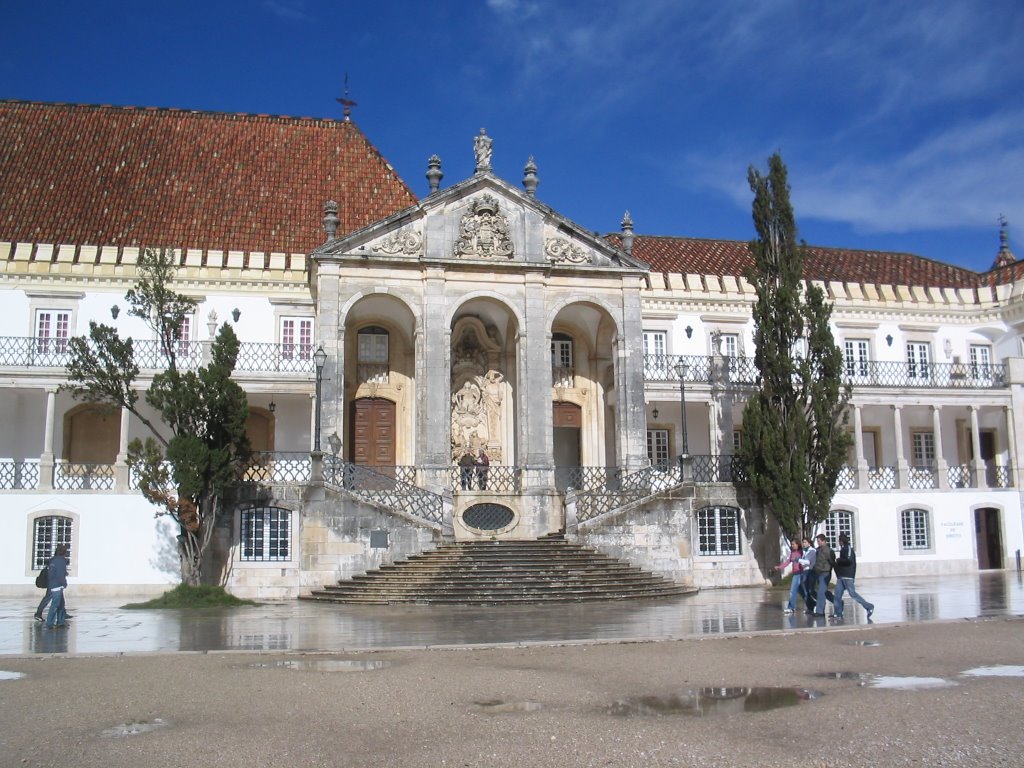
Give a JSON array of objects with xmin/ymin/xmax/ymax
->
[
  {"xmin": 825, "ymin": 511, "xmax": 854, "ymax": 551},
  {"xmin": 911, "ymin": 431, "xmax": 935, "ymax": 467},
  {"xmin": 35, "ymin": 310, "xmax": 70, "ymax": 355},
  {"xmin": 647, "ymin": 429, "xmax": 669, "ymax": 469},
  {"xmin": 357, "ymin": 330, "xmax": 388, "ymax": 363},
  {"xmin": 697, "ymin": 506, "xmax": 741, "ymax": 556},
  {"xmin": 907, "ymin": 341, "xmax": 931, "ymax": 380},
  {"xmin": 552, "ymin": 338, "xmax": 572, "ymax": 368},
  {"xmin": 281, "ymin": 318, "xmax": 314, "ymax": 361},
  {"xmin": 843, "ymin": 339, "xmax": 870, "ymax": 380},
  {"xmin": 732, "ymin": 430, "xmax": 742, "ymax": 453},
  {"xmin": 642, "ymin": 330, "xmax": 666, "ymax": 357},
  {"xmin": 32, "ymin": 516, "xmax": 73, "ymax": 570},
  {"xmin": 176, "ymin": 315, "xmax": 193, "ymax": 357},
  {"xmin": 969, "ymin": 344, "xmax": 992, "ymax": 382},
  {"xmin": 900, "ymin": 508, "xmax": 930, "ymax": 550},
  {"xmin": 241, "ymin": 507, "xmax": 292, "ymax": 561}
]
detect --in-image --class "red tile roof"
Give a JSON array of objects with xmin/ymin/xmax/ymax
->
[
  {"xmin": 609, "ymin": 234, "xmax": 985, "ymax": 290},
  {"xmin": 0, "ymin": 100, "xmax": 417, "ymax": 255}
]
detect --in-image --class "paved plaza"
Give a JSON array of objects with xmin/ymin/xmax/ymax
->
[{"xmin": 1, "ymin": 571, "xmax": 1022, "ymax": 656}]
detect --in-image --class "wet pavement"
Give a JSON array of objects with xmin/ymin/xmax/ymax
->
[{"xmin": 1, "ymin": 571, "xmax": 1021, "ymax": 656}]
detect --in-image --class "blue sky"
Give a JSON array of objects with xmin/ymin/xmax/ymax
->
[{"xmin": 4, "ymin": 0, "xmax": 1022, "ymax": 272}]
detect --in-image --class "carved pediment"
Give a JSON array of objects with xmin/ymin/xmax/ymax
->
[
  {"xmin": 453, "ymin": 194, "xmax": 515, "ymax": 259},
  {"xmin": 545, "ymin": 237, "xmax": 591, "ymax": 264},
  {"xmin": 371, "ymin": 227, "xmax": 423, "ymax": 256}
]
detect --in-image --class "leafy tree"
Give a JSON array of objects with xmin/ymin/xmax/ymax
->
[
  {"xmin": 63, "ymin": 248, "xmax": 250, "ymax": 585},
  {"xmin": 738, "ymin": 154, "xmax": 852, "ymax": 539}
]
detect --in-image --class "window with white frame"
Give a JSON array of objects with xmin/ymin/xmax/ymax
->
[
  {"xmin": 176, "ymin": 314, "xmax": 194, "ymax": 358},
  {"xmin": 240, "ymin": 506, "xmax": 292, "ymax": 561},
  {"xmin": 281, "ymin": 317, "xmax": 314, "ymax": 361},
  {"xmin": 843, "ymin": 339, "xmax": 870, "ymax": 380},
  {"xmin": 32, "ymin": 515, "xmax": 73, "ymax": 570},
  {"xmin": 900, "ymin": 508, "xmax": 931, "ymax": 550},
  {"xmin": 969, "ymin": 344, "xmax": 992, "ymax": 381},
  {"xmin": 911, "ymin": 431, "xmax": 935, "ymax": 468},
  {"xmin": 551, "ymin": 333, "xmax": 573, "ymax": 387},
  {"xmin": 732, "ymin": 430, "xmax": 742, "ymax": 453},
  {"xmin": 906, "ymin": 341, "xmax": 931, "ymax": 380},
  {"xmin": 696, "ymin": 505, "xmax": 741, "ymax": 556},
  {"xmin": 643, "ymin": 330, "xmax": 667, "ymax": 378},
  {"xmin": 719, "ymin": 333, "xmax": 741, "ymax": 381},
  {"xmin": 35, "ymin": 310, "xmax": 70, "ymax": 355},
  {"xmin": 357, "ymin": 326, "xmax": 389, "ymax": 383},
  {"xmin": 647, "ymin": 429, "xmax": 669, "ymax": 469},
  {"xmin": 825, "ymin": 510, "xmax": 854, "ymax": 551}
]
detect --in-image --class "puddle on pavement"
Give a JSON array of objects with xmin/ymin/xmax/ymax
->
[
  {"xmin": 605, "ymin": 687, "xmax": 820, "ymax": 717},
  {"xmin": 0, "ymin": 670, "xmax": 25, "ymax": 680},
  {"xmin": 255, "ymin": 658, "xmax": 390, "ymax": 672},
  {"xmin": 816, "ymin": 671, "xmax": 870, "ymax": 681},
  {"xmin": 866, "ymin": 676, "xmax": 955, "ymax": 690},
  {"xmin": 960, "ymin": 665, "xmax": 1024, "ymax": 678},
  {"xmin": 472, "ymin": 699, "xmax": 544, "ymax": 713},
  {"xmin": 100, "ymin": 718, "xmax": 170, "ymax": 738},
  {"xmin": 848, "ymin": 640, "xmax": 882, "ymax": 647}
]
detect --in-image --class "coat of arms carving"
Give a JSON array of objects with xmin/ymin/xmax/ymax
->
[{"xmin": 453, "ymin": 194, "xmax": 514, "ymax": 259}]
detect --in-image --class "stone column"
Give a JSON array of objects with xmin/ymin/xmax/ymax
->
[
  {"xmin": 933, "ymin": 405, "xmax": 948, "ymax": 490},
  {"xmin": 39, "ymin": 387, "xmax": 56, "ymax": 490},
  {"xmin": 969, "ymin": 405, "xmax": 982, "ymax": 488},
  {"xmin": 520, "ymin": 273, "xmax": 553, "ymax": 486},
  {"xmin": 1003, "ymin": 405, "xmax": 1017, "ymax": 489},
  {"xmin": 618, "ymin": 285, "xmax": 649, "ymax": 471},
  {"xmin": 417, "ymin": 268, "xmax": 452, "ymax": 492},
  {"xmin": 853, "ymin": 405, "xmax": 868, "ymax": 489},
  {"xmin": 893, "ymin": 405, "xmax": 907, "ymax": 489},
  {"xmin": 114, "ymin": 405, "xmax": 131, "ymax": 491}
]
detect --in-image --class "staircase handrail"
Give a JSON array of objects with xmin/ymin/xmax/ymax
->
[
  {"xmin": 574, "ymin": 461, "xmax": 685, "ymax": 523},
  {"xmin": 324, "ymin": 457, "xmax": 444, "ymax": 526}
]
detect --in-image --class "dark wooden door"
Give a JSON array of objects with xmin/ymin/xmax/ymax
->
[{"xmin": 350, "ymin": 398, "xmax": 396, "ymax": 468}]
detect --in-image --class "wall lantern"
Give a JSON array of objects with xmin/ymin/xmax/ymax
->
[
  {"xmin": 231, "ymin": 307, "xmax": 241, "ymax": 322},
  {"xmin": 685, "ymin": 325, "xmax": 693, "ymax": 339},
  {"xmin": 110, "ymin": 304, "xmax": 120, "ymax": 320},
  {"xmin": 268, "ymin": 399, "xmax": 276, "ymax": 414},
  {"xmin": 885, "ymin": 334, "xmax": 894, "ymax": 347},
  {"xmin": 652, "ymin": 407, "xmax": 659, "ymax": 419}
]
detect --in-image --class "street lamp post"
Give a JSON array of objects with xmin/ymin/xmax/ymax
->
[
  {"xmin": 674, "ymin": 359, "xmax": 689, "ymax": 456},
  {"xmin": 312, "ymin": 346, "xmax": 327, "ymax": 453}
]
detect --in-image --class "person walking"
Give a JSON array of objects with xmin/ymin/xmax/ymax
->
[
  {"xmin": 34, "ymin": 550, "xmax": 73, "ymax": 622},
  {"xmin": 44, "ymin": 544, "xmax": 69, "ymax": 628},
  {"xmin": 812, "ymin": 534, "xmax": 834, "ymax": 617},
  {"xmin": 773, "ymin": 539, "xmax": 805, "ymax": 614},
  {"xmin": 832, "ymin": 533, "xmax": 875, "ymax": 621},
  {"xmin": 798, "ymin": 537, "xmax": 817, "ymax": 613},
  {"xmin": 458, "ymin": 450, "xmax": 476, "ymax": 490}
]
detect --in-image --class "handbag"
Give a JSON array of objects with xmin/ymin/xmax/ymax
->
[{"xmin": 35, "ymin": 568, "xmax": 48, "ymax": 589}]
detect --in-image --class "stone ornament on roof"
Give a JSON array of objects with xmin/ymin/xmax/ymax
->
[
  {"xmin": 453, "ymin": 194, "xmax": 514, "ymax": 259},
  {"xmin": 474, "ymin": 128, "xmax": 492, "ymax": 173},
  {"xmin": 545, "ymin": 237, "xmax": 590, "ymax": 264},
  {"xmin": 376, "ymin": 228, "xmax": 423, "ymax": 256}
]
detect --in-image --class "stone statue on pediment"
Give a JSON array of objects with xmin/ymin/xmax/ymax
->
[{"xmin": 474, "ymin": 128, "xmax": 492, "ymax": 173}]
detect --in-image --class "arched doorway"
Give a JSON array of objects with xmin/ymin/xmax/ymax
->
[
  {"xmin": 974, "ymin": 507, "xmax": 1003, "ymax": 569},
  {"xmin": 350, "ymin": 398, "xmax": 396, "ymax": 469},
  {"xmin": 553, "ymin": 401, "xmax": 581, "ymax": 491}
]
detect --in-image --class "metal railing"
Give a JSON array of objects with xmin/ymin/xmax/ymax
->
[
  {"xmin": 53, "ymin": 461, "xmax": 115, "ymax": 490},
  {"xmin": 576, "ymin": 460, "xmax": 690, "ymax": 523},
  {"xmin": 989, "ymin": 464, "xmax": 1013, "ymax": 488},
  {"xmin": 240, "ymin": 452, "xmax": 313, "ymax": 483},
  {"xmin": 948, "ymin": 464, "xmax": 971, "ymax": 489},
  {"xmin": 907, "ymin": 465, "xmax": 938, "ymax": 490},
  {"xmin": 326, "ymin": 458, "xmax": 443, "ymax": 526},
  {"xmin": 236, "ymin": 343, "xmax": 315, "ymax": 373},
  {"xmin": 689, "ymin": 454, "xmax": 748, "ymax": 483},
  {"xmin": 451, "ymin": 464, "xmax": 522, "ymax": 493},
  {"xmin": 0, "ymin": 459, "xmax": 39, "ymax": 489},
  {"xmin": 555, "ymin": 465, "xmax": 622, "ymax": 492},
  {"xmin": 836, "ymin": 464, "xmax": 856, "ymax": 490},
  {"xmin": 868, "ymin": 466, "xmax": 897, "ymax": 490}
]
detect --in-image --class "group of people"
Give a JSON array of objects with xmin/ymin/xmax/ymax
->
[
  {"xmin": 458, "ymin": 448, "xmax": 490, "ymax": 490},
  {"xmin": 774, "ymin": 533, "xmax": 874, "ymax": 621},
  {"xmin": 34, "ymin": 544, "xmax": 71, "ymax": 628}
]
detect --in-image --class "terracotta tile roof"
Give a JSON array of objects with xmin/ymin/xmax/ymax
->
[
  {"xmin": 0, "ymin": 100, "xmax": 417, "ymax": 255},
  {"xmin": 608, "ymin": 234, "xmax": 984, "ymax": 290}
]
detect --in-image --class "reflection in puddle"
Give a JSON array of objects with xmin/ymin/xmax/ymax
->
[
  {"xmin": 816, "ymin": 671, "xmax": 870, "ymax": 681},
  {"xmin": 0, "ymin": 670, "xmax": 25, "ymax": 680},
  {"xmin": 867, "ymin": 676, "xmax": 955, "ymax": 690},
  {"xmin": 849, "ymin": 640, "xmax": 882, "ymax": 647},
  {"xmin": 606, "ymin": 687, "xmax": 820, "ymax": 717},
  {"xmin": 100, "ymin": 718, "xmax": 170, "ymax": 738},
  {"xmin": 961, "ymin": 665, "xmax": 1024, "ymax": 678},
  {"xmin": 472, "ymin": 699, "xmax": 544, "ymax": 713},
  {"xmin": 255, "ymin": 658, "xmax": 390, "ymax": 672}
]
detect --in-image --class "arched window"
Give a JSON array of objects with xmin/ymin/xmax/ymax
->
[
  {"xmin": 32, "ymin": 515, "xmax": 74, "ymax": 570},
  {"xmin": 240, "ymin": 506, "xmax": 292, "ymax": 561},
  {"xmin": 900, "ymin": 508, "xmax": 931, "ymax": 551},
  {"xmin": 696, "ymin": 505, "xmax": 741, "ymax": 556},
  {"xmin": 825, "ymin": 510, "xmax": 855, "ymax": 550}
]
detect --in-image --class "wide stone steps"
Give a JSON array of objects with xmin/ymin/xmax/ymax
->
[{"xmin": 302, "ymin": 536, "xmax": 694, "ymax": 605}]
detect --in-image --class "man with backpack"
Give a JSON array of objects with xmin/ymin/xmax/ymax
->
[{"xmin": 833, "ymin": 533, "xmax": 875, "ymax": 621}]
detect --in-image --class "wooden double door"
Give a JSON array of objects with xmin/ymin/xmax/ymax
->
[{"xmin": 350, "ymin": 398, "xmax": 396, "ymax": 468}]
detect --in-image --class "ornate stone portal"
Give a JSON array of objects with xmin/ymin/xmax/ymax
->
[{"xmin": 450, "ymin": 318, "xmax": 506, "ymax": 463}]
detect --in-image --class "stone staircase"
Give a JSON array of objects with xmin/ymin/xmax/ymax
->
[{"xmin": 302, "ymin": 536, "xmax": 694, "ymax": 605}]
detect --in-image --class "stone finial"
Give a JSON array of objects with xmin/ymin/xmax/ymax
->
[
  {"xmin": 993, "ymin": 214, "xmax": 1016, "ymax": 268},
  {"xmin": 323, "ymin": 200, "xmax": 340, "ymax": 241},
  {"xmin": 474, "ymin": 128, "xmax": 492, "ymax": 173},
  {"xmin": 620, "ymin": 210, "xmax": 634, "ymax": 254},
  {"xmin": 522, "ymin": 156, "xmax": 539, "ymax": 197},
  {"xmin": 426, "ymin": 155, "xmax": 444, "ymax": 194}
]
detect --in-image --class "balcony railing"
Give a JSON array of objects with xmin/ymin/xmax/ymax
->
[
  {"xmin": 450, "ymin": 464, "xmax": 522, "ymax": 493},
  {"xmin": 555, "ymin": 465, "xmax": 622, "ymax": 492},
  {"xmin": 236, "ymin": 343, "xmax": 315, "ymax": 373},
  {"xmin": 0, "ymin": 459, "xmax": 39, "ymax": 489},
  {"xmin": 325, "ymin": 458, "xmax": 443, "ymax": 526},
  {"xmin": 53, "ymin": 461, "xmax": 115, "ymax": 490},
  {"xmin": 641, "ymin": 354, "xmax": 1007, "ymax": 390},
  {"xmin": 868, "ymin": 466, "xmax": 897, "ymax": 490},
  {"xmin": 240, "ymin": 452, "xmax": 312, "ymax": 483}
]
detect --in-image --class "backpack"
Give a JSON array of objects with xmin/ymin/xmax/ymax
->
[
  {"xmin": 828, "ymin": 549, "xmax": 837, "ymax": 568},
  {"xmin": 35, "ymin": 568, "xmax": 48, "ymax": 589}
]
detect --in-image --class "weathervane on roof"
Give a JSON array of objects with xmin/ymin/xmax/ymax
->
[
  {"xmin": 994, "ymin": 213, "xmax": 1016, "ymax": 268},
  {"xmin": 336, "ymin": 73, "xmax": 357, "ymax": 121}
]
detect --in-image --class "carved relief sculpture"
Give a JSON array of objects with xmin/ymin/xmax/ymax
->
[
  {"xmin": 453, "ymin": 194, "xmax": 514, "ymax": 259},
  {"xmin": 544, "ymin": 237, "xmax": 590, "ymax": 264},
  {"xmin": 376, "ymin": 229, "xmax": 423, "ymax": 256}
]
